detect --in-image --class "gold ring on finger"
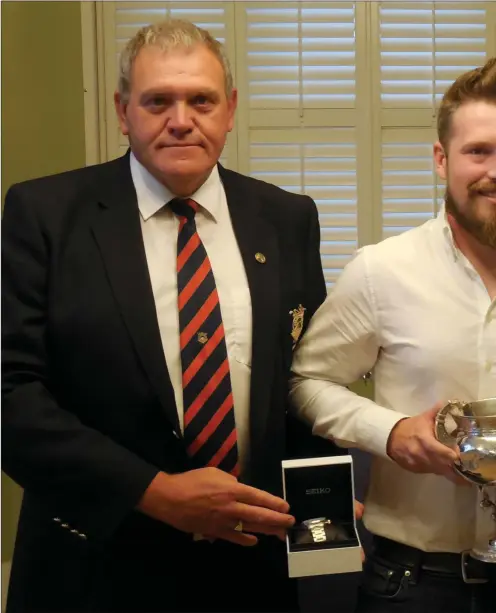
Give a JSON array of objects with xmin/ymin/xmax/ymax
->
[{"xmin": 234, "ymin": 520, "xmax": 243, "ymax": 532}]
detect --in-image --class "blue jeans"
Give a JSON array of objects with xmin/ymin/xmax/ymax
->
[{"xmin": 355, "ymin": 540, "xmax": 495, "ymax": 613}]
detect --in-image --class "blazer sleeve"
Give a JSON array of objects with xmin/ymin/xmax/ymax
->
[{"xmin": 1, "ymin": 185, "xmax": 159, "ymax": 544}]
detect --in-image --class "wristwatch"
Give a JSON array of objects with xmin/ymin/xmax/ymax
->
[{"xmin": 302, "ymin": 517, "xmax": 331, "ymax": 543}]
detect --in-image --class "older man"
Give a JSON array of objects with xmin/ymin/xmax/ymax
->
[{"xmin": 2, "ymin": 19, "xmax": 335, "ymax": 613}]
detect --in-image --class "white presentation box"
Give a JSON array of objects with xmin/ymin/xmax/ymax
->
[{"xmin": 282, "ymin": 454, "xmax": 362, "ymax": 578}]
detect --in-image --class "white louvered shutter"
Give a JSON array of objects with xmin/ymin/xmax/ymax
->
[
  {"xmin": 381, "ymin": 135, "xmax": 444, "ymax": 239},
  {"xmin": 376, "ymin": 1, "xmax": 489, "ymax": 240},
  {"xmin": 102, "ymin": 1, "xmax": 234, "ymax": 166},
  {"xmin": 244, "ymin": 3, "xmax": 356, "ymax": 111},
  {"xmin": 249, "ymin": 130, "xmax": 357, "ymax": 286},
  {"xmin": 235, "ymin": 2, "xmax": 362, "ymax": 288}
]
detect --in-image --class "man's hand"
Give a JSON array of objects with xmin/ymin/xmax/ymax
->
[
  {"xmin": 137, "ymin": 467, "xmax": 295, "ymax": 546},
  {"xmin": 386, "ymin": 403, "xmax": 467, "ymax": 485}
]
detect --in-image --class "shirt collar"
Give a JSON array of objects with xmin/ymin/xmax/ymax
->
[
  {"xmin": 436, "ymin": 203, "xmax": 460, "ymax": 262},
  {"xmin": 436, "ymin": 203, "xmax": 482, "ymax": 284},
  {"xmin": 130, "ymin": 152, "xmax": 223, "ymax": 222}
]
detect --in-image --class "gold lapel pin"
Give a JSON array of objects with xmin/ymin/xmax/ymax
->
[
  {"xmin": 255, "ymin": 252, "xmax": 266, "ymax": 264},
  {"xmin": 197, "ymin": 332, "xmax": 208, "ymax": 345}
]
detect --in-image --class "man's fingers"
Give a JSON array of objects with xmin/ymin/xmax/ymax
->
[
  {"xmin": 433, "ymin": 447, "xmax": 459, "ymax": 466},
  {"xmin": 231, "ymin": 501, "xmax": 295, "ymax": 528},
  {"xmin": 424, "ymin": 436, "xmax": 459, "ymax": 463},
  {"xmin": 234, "ymin": 482, "xmax": 290, "ymax": 513},
  {"xmin": 241, "ymin": 522, "xmax": 288, "ymax": 540},
  {"xmin": 217, "ymin": 481, "xmax": 294, "ymax": 545}
]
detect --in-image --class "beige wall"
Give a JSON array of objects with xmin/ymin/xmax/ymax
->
[
  {"xmin": 1, "ymin": 0, "xmax": 86, "ymax": 569},
  {"xmin": 1, "ymin": 0, "xmax": 85, "ymax": 201}
]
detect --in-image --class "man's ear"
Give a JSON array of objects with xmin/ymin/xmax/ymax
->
[
  {"xmin": 433, "ymin": 141, "xmax": 447, "ymax": 181},
  {"xmin": 227, "ymin": 88, "xmax": 238, "ymax": 133},
  {"xmin": 114, "ymin": 91, "xmax": 129, "ymax": 136}
]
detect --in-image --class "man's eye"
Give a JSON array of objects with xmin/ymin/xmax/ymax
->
[
  {"xmin": 193, "ymin": 96, "xmax": 210, "ymax": 106},
  {"xmin": 148, "ymin": 97, "xmax": 168, "ymax": 107},
  {"xmin": 469, "ymin": 147, "xmax": 490, "ymax": 156}
]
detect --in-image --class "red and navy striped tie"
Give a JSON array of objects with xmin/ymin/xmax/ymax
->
[{"xmin": 169, "ymin": 198, "xmax": 239, "ymax": 477}]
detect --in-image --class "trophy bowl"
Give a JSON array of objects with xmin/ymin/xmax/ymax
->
[
  {"xmin": 435, "ymin": 398, "xmax": 496, "ymax": 486},
  {"xmin": 435, "ymin": 398, "xmax": 496, "ymax": 563}
]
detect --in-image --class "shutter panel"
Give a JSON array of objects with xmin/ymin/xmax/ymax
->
[
  {"xmin": 245, "ymin": 2, "xmax": 356, "ymax": 111},
  {"xmin": 115, "ymin": 2, "xmax": 227, "ymax": 54},
  {"xmin": 380, "ymin": 1, "xmax": 487, "ymax": 108},
  {"xmin": 249, "ymin": 129, "xmax": 357, "ymax": 287},
  {"xmin": 377, "ymin": 1, "xmax": 488, "ymax": 239},
  {"xmin": 381, "ymin": 131, "xmax": 444, "ymax": 239},
  {"xmin": 239, "ymin": 2, "xmax": 360, "ymax": 288}
]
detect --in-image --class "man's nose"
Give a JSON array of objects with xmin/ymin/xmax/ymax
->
[{"xmin": 167, "ymin": 102, "xmax": 193, "ymax": 134}]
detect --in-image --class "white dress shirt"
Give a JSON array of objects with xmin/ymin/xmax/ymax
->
[
  {"xmin": 290, "ymin": 210, "xmax": 496, "ymax": 553},
  {"xmin": 130, "ymin": 154, "xmax": 253, "ymax": 469}
]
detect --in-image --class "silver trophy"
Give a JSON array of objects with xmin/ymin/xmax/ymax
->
[{"xmin": 435, "ymin": 398, "xmax": 496, "ymax": 564}]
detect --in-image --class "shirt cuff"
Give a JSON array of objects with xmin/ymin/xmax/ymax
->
[{"xmin": 355, "ymin": 406, "xmax": 408, "ymax": 459}]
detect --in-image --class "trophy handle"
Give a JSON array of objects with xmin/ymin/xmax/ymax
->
[{"xmin": 434, "ymin": 400, "xmax": 464, "ymax": 447}]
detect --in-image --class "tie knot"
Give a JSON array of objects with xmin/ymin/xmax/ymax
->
[{"xmin": 169, "ymin": 198, "xmax": 198, "ymax": 222}]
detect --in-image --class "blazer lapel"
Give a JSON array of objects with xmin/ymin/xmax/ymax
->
[
  {"xmin": 219, "ymin": 166, "xmax": 281, "ymax": 476},
  {"xmin": 91, "ymin": 156, "xmax": 180, "ymax": 433}
]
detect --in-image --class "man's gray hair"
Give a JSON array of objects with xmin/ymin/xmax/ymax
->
[{"xmin": 118, "ymin": 18, "xmax": 234, "ymax": 102}]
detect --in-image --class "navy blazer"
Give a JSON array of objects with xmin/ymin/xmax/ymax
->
[{"xmin": 2, "ymin": 153, "xmax": 337, "ymax": 611}]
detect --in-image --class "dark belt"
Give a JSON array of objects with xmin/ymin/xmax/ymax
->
[{"xmin": 373, "ymin": 536, "xmax": 489, "ymax": 583}]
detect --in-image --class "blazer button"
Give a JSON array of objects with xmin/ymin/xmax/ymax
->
[
  {"xmin": 70, "ymin": 529, "xmax": 79, "ymax": 535},
  {"xmin": 61, "ymin": 523, "xmax": 70, "ymax": 529},
  {"xmin": 53, "ymin": 517, "xmax": 61, "ymax": 523},
  {"xmin": 79, "ymin": 533, "xmax": 88, "ymax": 540}
]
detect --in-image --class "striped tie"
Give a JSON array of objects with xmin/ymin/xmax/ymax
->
[{"xmin": 169, "ymin": 198, "xmax": 239, "ymax": 477}]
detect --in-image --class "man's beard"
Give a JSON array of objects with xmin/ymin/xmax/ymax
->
[{"xmin": 444, "ymin": 183, "xmax": 496, "ymax": 249}]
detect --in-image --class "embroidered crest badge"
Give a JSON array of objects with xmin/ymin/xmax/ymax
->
[{"xmin": 289, "ymin": 304, "xmax": 306, "ymax": 348}]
